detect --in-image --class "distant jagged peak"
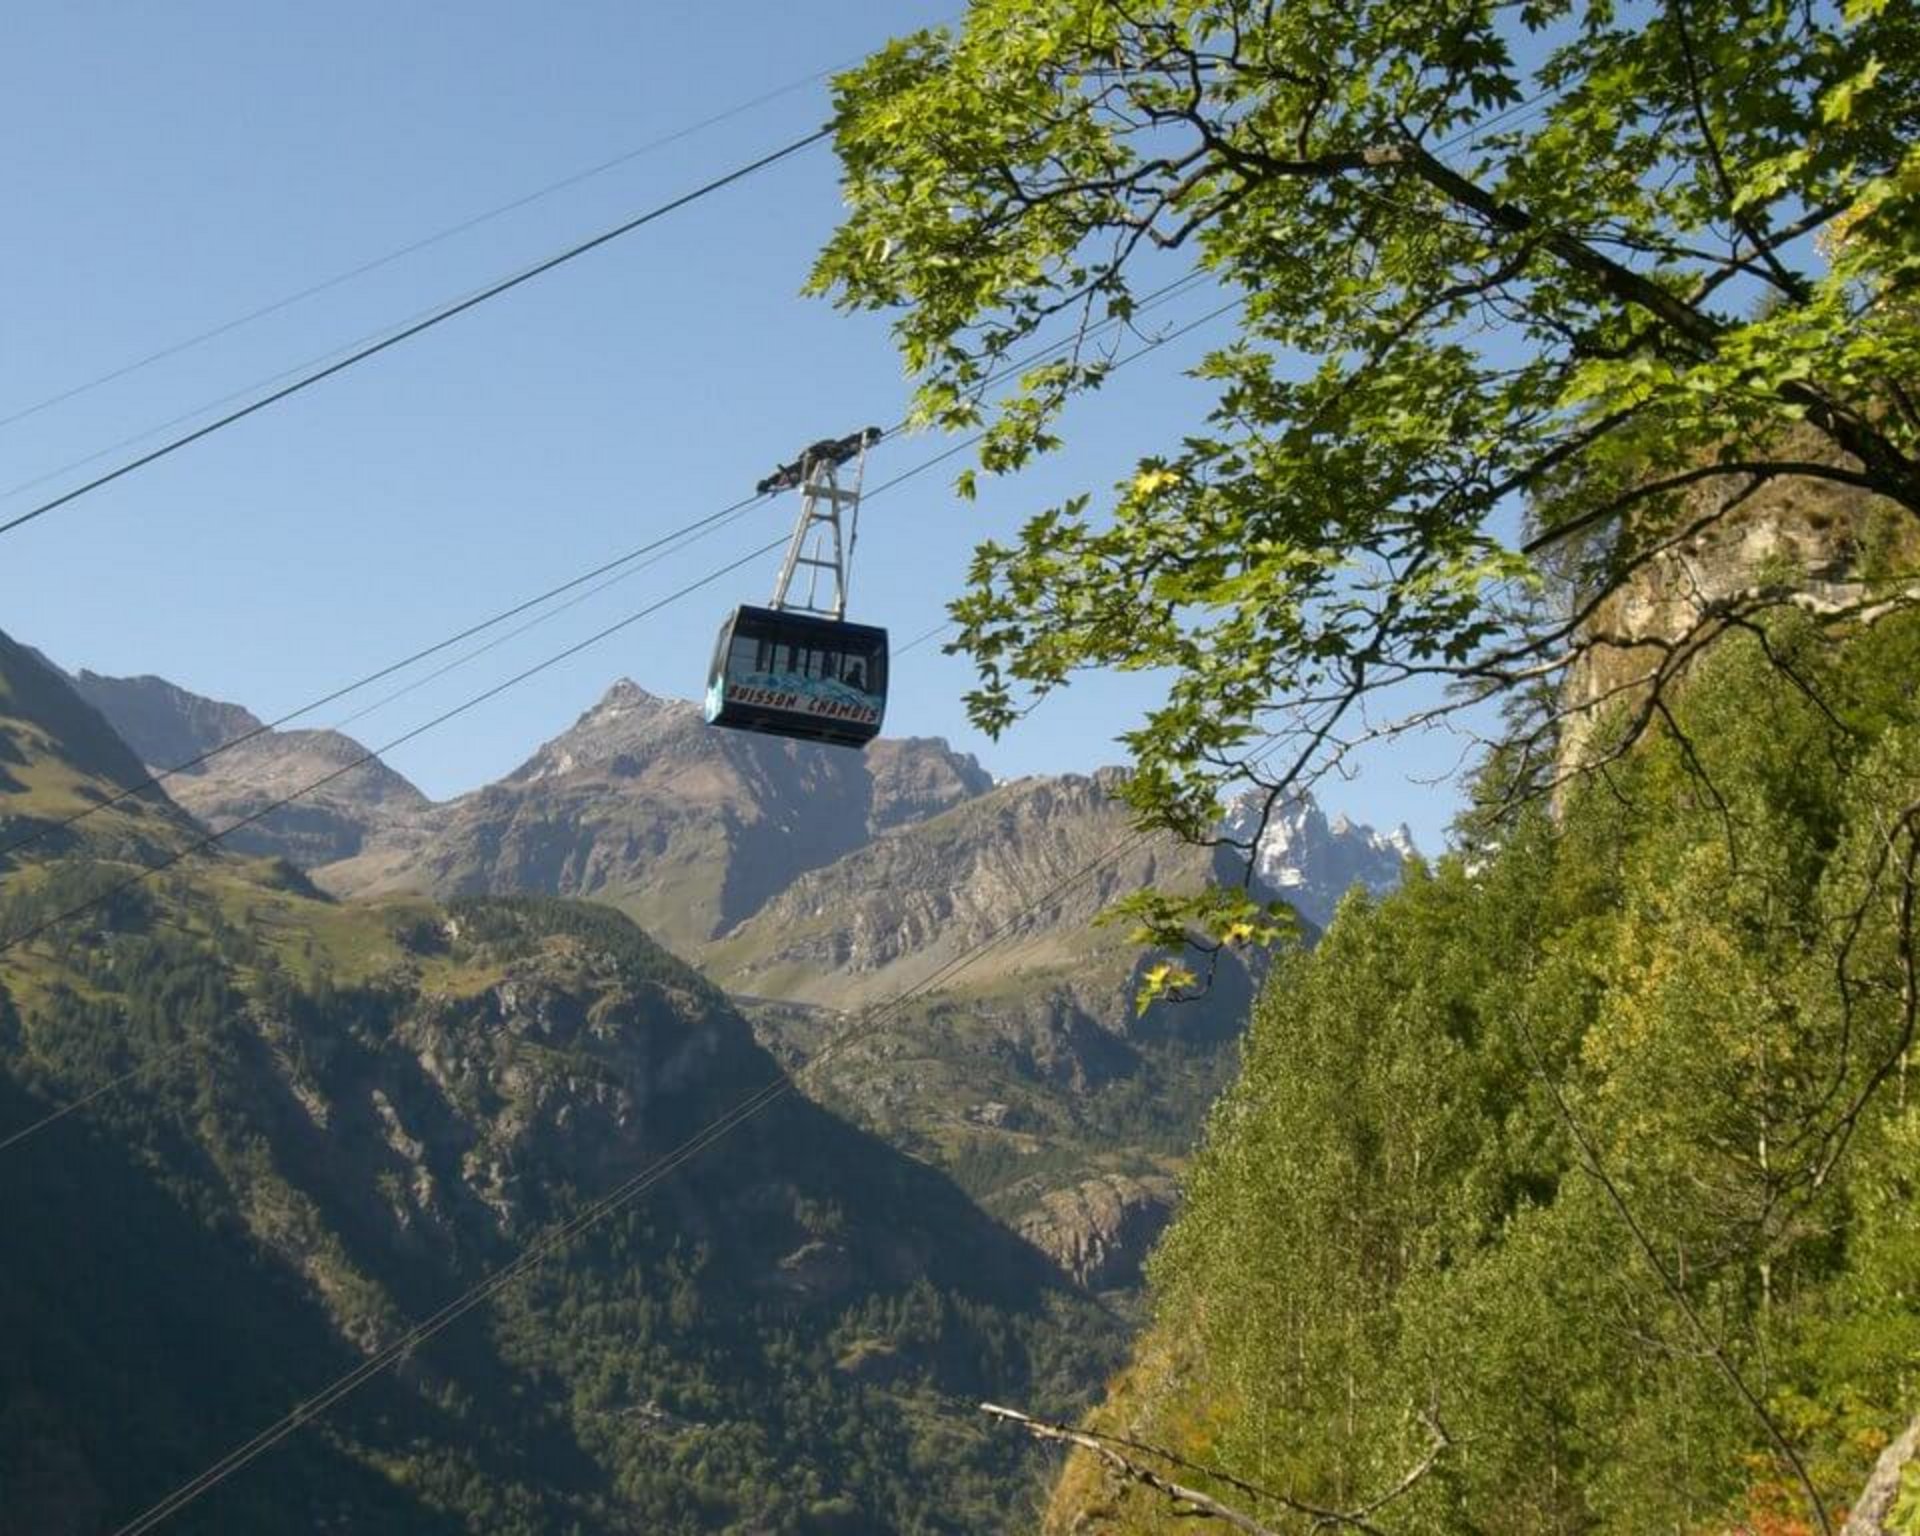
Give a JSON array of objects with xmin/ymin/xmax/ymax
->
[
  {"xmin": 587, "ymin": 677, "xmax": 677, "ymax": 718},
  {"xmin": 1221, "ymin": 787, "xmax": 1416, "ymax": 928}
]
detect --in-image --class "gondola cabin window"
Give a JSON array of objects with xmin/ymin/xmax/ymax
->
[{"xmin": 704, "ymin": 605, "xmax": 888, "ymax": 748}]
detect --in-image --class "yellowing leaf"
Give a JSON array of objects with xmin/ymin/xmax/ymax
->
[{"xmin": 1823, "ymin": 57, "xmax": 1883, "ymax": 124}]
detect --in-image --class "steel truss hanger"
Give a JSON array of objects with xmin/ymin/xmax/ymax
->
[{"xmin": 758, "ymin": 426, "xmax": 882, "ymax": 620}]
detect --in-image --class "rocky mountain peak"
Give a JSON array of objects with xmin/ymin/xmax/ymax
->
[
  {"xmin": 325, "ymin": 682, "xmax": 998, "ymax": 951},
  {"xmin": 65, "ymin": 669, "xmax": 263, "ymax": 774},
  {"xmin": 505, "ymin": 681, "xmax": 700, "ymax": 786},
  {"xmin": 580, "ymin": 677, "xmax": 679, "ymax": 728},
  {"xmin": 1222, "ymin": 789, "xmax": 1416, "ymax": 928}
]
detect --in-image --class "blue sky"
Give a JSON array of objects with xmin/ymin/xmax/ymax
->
[{"xmin": 0, "ymin": 0, "xmax": 1478, "ymax": 849}]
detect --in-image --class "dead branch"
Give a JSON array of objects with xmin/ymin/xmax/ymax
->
[
  {"xmin": 981, "ymin": 1400, "xmax": 1448, "ymax": 1536},
  {"xmin": 1843, "ymin": 1411, "xmax": 1920, "ymax": 1536},
  {"xmin": 982, "ymin": 1401, "xmax": 1290, "ymax": 1536}
]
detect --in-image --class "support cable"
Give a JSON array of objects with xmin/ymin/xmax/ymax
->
[
  {"xmin": 0, "ymin": 129, "xmax": 829, "ymax": 540},
  {"xmin": 0, "ymin": 268, "xmax": 1218, "ymax": 864},
  {"xmin": 0, "ymin": 67, "xmax": 844, "ymax": 437}
]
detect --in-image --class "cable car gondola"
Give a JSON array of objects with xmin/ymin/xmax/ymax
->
[{"xmin": 704, "ymin": 428, "xmax": 889, "ymax": 749}]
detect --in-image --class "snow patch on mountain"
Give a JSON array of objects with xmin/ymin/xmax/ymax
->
[{"xmin": 1222, "ymin": 789, "xmax": 1417, "ymax": 929}]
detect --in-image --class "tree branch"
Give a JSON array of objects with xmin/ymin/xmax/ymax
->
[
  {"xmin": 982, "ymin": 1400, "xmax": 1448, "ymax": 1536},
  {"xmin": 1843, "ymin": 1411, "xmax": 1920, "ymax": 1536}
]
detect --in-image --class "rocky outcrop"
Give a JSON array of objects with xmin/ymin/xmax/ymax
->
[
  {"xmin": 1017, "ymin": 1174, "xmax": 1179, "ymax": 1290},
  {"xmin": 58, "ymin": 666, "xmax": 429, "ymax": 864},
  {"xmin": 1558, "ymin": 431, "xmax": 1920, "ymax": 781},
  {"xmin": 318, "ymin": 680, "xmax": 993, "ymax": 954}
]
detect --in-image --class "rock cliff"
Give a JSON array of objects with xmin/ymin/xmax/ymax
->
[{"xmin": 318, "ymin": 681, "xmax": 993, "ymax": 954}]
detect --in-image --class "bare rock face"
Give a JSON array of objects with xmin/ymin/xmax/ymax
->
[
  {"xmin": 707, "ymin": 770, "xmax": 1228, "ymax": 1004},
  {"xmin": 318, "ymin": 680, "xmax": 993, "ymax": 955},
  {"xmin": 773, "ymin": 1239, "xmax": 857, "ymax": 1300},
  {"xmin": 864, "ymin": 735, "xmax": 994, "ymax": 831},
  {"xmin": 160, "ymin": 728, "xmax": 430, "ymax": 865},
  {"xmin": 59, "ymin": 668, "xmax": 430, "ymax": 864},
  {"xmin": 1558, "ymin": 432, "xmax": 1920, "ymax": 782},
  {"xmin": 1017, "ymin": 1174, "xmax": 1180, "ymax": 1290}
]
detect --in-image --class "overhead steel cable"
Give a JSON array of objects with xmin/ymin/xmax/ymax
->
[
  {"xmin": 0, "ymin": 292, "xmax": 1247, "ymax": 960},
  {"xmin": 0, "ymin": 277, "xmax": 562, "ymax": 505},
  {"xmin": 0, "ymin": 60, "xmax": 1582, "ymax": 528},
  {"xmin": 1, "ymin": 262, "xmax": 1209, "ymax": 508},
  {"xmin": 0, "ymin": 268, "xmax": 1221, "ymax": 864},
  {"xmin": 0, "ymin": 490, "xmax": 770, "ymax": 863},
  {"xmin": 60, "ymin": 78, "xmax": 1612, "ymax": 1527},
  {"xmin": 0, "ymin": 127, "xmax": 830, "ymax": 541},
  {"xmin": 0, "ymin": 286, "xmax": 1244, "ymax": 1160},
  {"xmin": 0, "ymin": 69, "xmax": 844, "ymax": 438}
]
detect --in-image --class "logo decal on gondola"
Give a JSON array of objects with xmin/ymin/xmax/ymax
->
[{"xmin": 726, "ymin": 672, "xmax": 881, "ymax": 725}]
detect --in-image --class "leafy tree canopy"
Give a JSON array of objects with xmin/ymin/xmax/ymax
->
[{"xmin": 811, "ymin": 0, "xmax": 1920, "ymax": 964}]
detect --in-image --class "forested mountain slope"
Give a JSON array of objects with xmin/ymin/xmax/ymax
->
[
  {"xmin": 0, "ymin": 635, "xmax": 1119, "ymax": 1535},
  {"xmin": 58, "ymin": 660, "xmax": 1414, "ymax": 1296},
  {"xmin": 1042, "ymin": 608, "xmax": 1920, "ymax": 1534}
]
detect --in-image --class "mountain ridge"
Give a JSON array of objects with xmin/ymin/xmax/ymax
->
[
  {"xmin": 62, "ymin": 664, "xmax": 1415, "ymax": 946},
  {"xmin": 0, "ymin": 636, "xmax": 1120, "ymax": 1533},
  {"xmin": 314, "ymin": 678, "xmax": 996, "ymax": 953},
  {"xmin": 45, "ymin": 653, "xmax": 1416, "ymax": 1295}
]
